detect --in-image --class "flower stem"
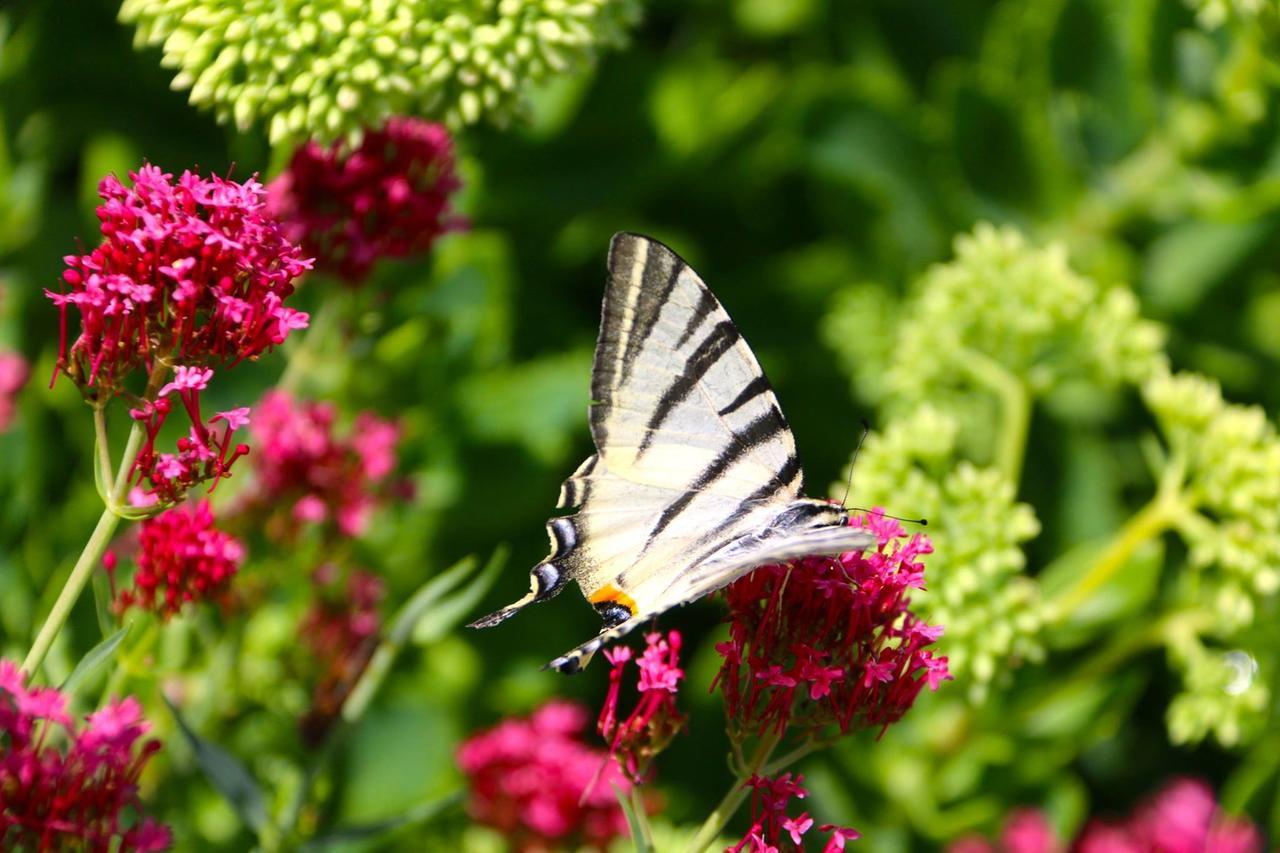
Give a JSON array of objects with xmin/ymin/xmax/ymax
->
[
  {"xmin": 959, "ymin": 347, "xmax": 1031, "ymax": 484},
  {"xmin": 23, "ymin": 362, "xmax": 168, "ymax": 679},
  {"xmin": 22, "ymin": 506, "xmax": 121, "ymax": 677},
  {"xmin": 630, "ymin": 784, "xmax": 656, "ymax": 852},
  {"xmin": 686, "ymin": 731, "xmax": 782, "ymax": 853},
  {"xmin": 1047, "ymin": 491, "xmax": 1186, "ymax": 621}
]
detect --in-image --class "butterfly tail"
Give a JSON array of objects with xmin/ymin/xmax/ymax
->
[
  {"xmin": 543, "ymin": 615, "xmax": 646, "ymax": 674},
  {"xmin": 467, "ymin": 561, "xmax": 566, "ymax": 630}
]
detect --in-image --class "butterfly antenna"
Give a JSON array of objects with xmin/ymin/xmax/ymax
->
[
  {"xmin": 846, "ymin": 508, "xmax": 929, "ymax": 527},
  {"xmin": 839, "ymin": 419, "xmax": 871, "ymax": 508}
]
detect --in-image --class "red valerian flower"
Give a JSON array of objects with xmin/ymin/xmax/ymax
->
[
  {"xmin": 106, "ymin": 500, "xmax": 244, "ymax": 620},
  {"xmin": 948, "ymin": 778, "xmax": 1262, "ymax": 853},
  {"xmin": 241, "ymin": 390, "xmax": 400, "ymax": 539},
  {"xmin": 714, "ymin": 509, "xmax": 950, "ymax": 739},
  {"xmin": 597, "ymin": 630, "xmax": 687, "ymax": 782},
  {"xmin": 0, "ymin": 660, "xmax": 170, "ymax": 851},
  {"xmin": 298, "ymin": 565, "xmax": 385, "ymax": 745},
  {"xmin": 267, "ymin": 117, "xmax": 463, "ymax": 283},
  {"xmin": 48, "ymin": 164, "xmax": 311, "ymax": 398},
  {"xmin": 458, "ymin": 701, "xmax": 632, "ymax": 852},
  {"xmin": 0, "ymin": 350, "xmax": 29, "ymax": 433},
  {"xmin": 728, "ymin": 773, "xmax": 860, "ymax": 853}
]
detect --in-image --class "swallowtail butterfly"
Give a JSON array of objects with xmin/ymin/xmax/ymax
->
[{"xmin": 470, "ymin": 234, "xmax": 874, "ymax": 672}]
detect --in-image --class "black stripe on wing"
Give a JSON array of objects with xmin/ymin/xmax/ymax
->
[
  {"xmin": 718, "ymin": 375, "xmax": 772, "ymax": 417},
  {"xmin": 620, "ymin": 242, "xmax": 682, "ymax": 385},
  {"xmin": 637, "ymin": 319, "xmax": 741, "ymax": 454},
  {"xmin": 641, "ymin": 408, "xmax": 794, "ymax": 551},
  {"xmin": 674, "ymin": 287, "xmax": 718, "ymax": 350}
]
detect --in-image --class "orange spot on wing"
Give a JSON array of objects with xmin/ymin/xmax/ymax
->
[{"xmin": 588, "ymin": 583, "xmax": 637, "ymax": 615}]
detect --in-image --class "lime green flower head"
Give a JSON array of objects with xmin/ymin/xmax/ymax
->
[
  {"xmin": 1166, "ymin": 644, "xmax": 1268, "ymax": 747},
  {"xmin": 119, "ymin": 0, "xmax": 641, "ymax": 144},
  {"xmin": 827, "ymin": 224, "xmax": 1164, "ymax": 438},
  {"xmin": 1143, "ymin": 367, "xmax": 1280, "ymax": 628},
  {"xmin": 836, "ymin": 406, "xmax": 1043, "ymax": 702}
]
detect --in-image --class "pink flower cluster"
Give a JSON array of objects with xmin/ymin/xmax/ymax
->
[
  {"xmin": 458, "ymin": 701, "xmax": 632, "ymax": 851},
  {"xmin": 106, "ymin": 500, "xmax": 245, "ymax": 620},
  {"xmin": 49, "ymin": 165, "xmax": 311, "ymax": 397},
  {"xmin": 0, "ymin": 660, "xmax": 170, "ymax": 851},
  {"xmin": 267, "ymin": 117, "xmax": 463, "ymax": 283},
  {"xmin": 714, "ymin": 510, "xmax": 950, "ymax": 738},
  {"xmin": 243, "ymin": 390, "xmax": 399, "ymax": 539},
  {"xmin": 127, "ymin": 367, "xmax": 251, "ymax": 504},
  {"xmin": 298, "ymin": 565, "xmax": 385, "ymax": 745},
  {"xmin": 949, "ymin": 779, "xmax": 1262, "ymax": 853},
  {"xmin": 598, "ymin": 630, "xmax": 687, "ymax": 782},
  {"xmin": 729, "ymin": 772, "xmax": 860, "ymax": 853},
  {"xmin": 0, "ymin": 350, "xmax": 28, "ymax": 432}
]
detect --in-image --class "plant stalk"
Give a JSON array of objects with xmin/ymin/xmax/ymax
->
[
  {"xmin": 1048, "ymin": 493, "xmax": 1184, "ymax": 620},
  {"xmin": 22, "ymin": 508, "xmax": 121, "ymax": 676},
  {"xmin": 959, "ymin": 346, "xmax": 1031, "ymax": 484},
  {"xmin": 687, "ymin": 731, "xmax": 782, "ymax": 853}
]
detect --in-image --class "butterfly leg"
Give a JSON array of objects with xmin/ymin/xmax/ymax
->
[
  {"xmin": 467, "ymin": 562, "xmax": 566, "ymax": 629},
  {"xmin": 544, "ymin": 615, "xmax": 647, "ymax": 674}
]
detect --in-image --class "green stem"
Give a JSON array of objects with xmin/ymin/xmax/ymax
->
[
  {"xmin": 958, "ymin": 347, "xmax": 1031, "ymax": 484},
  {"xmin": 1048, "ymin": 492, "xmax": 1185, "ymax": 621},
  {"xmin": 93, "ymin": 407, "xmax": 113, "ymax": 494},
  {"xmin": 686, "ymin": 731, "xmax": 782, "ymax": 853},
  {"xmin": 630, "ymin": 784, "xmax": 656, "ymax": 852},
  {"xmin": 23, "ymin": 362, "xmax": 168, "ymax": 679},
  {"xmin": 22, "ymin": 507, "xmax": 121, "ymax": 677}
]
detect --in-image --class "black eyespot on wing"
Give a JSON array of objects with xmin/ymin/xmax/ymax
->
[
  {"xmin": 533, "ymin": 562, "xmax": 566, "ymax": 597},
  {"xmin": 545, "ymin": 517, "xmax": 579, "ymax": 562}
]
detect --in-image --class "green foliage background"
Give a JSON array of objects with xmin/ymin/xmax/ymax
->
[{"xmin": 2, "ymin": 0, "xmax": 1280, "ymax": 849}]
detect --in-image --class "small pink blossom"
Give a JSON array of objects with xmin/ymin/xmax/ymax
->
[
  {"xmin": 49, "ymin": 164, "xmax": 311, "ymax": 398},
  {"xmin": 0, "ymin": 350, "xmax": 28, "ymax": 433},
  {"xmin": 242, "ymin": 390, "xmax": 400, "ymax": 540},
  {"xmin": 597, "ymin": 630, "xmax": 687, "ymax": 783},
  {"xmin": 713, "ymin": 509, "xmax": 949, "ymax": 740},
  {"xmin": 267, "ymin": 117, "xmax": 464, "ymax": 283},
  {"xmin": 158, "ymin": 364, "xmax": 213, "ymax": 397},
  {"xmin": 459, "ymin": 701, "xmax": 633, "ymax": 851},
  {"xmin": 0, "ymin": 660, "xmax": 170, "ymax": 850},
  {"xmin": 298, "ymin": 567, "xmax": 385, "ymax": 745},
  {"xmin": 107, "ymin": 500, "xmax": 244, "ymax": 619}
]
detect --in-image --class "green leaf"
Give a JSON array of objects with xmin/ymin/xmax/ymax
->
[
  {"xmin": 164, "ymin": 696, "xmax": 271, "ymax": 837},
  {"xmin": 59, "ymin": 624, "xmax": 128, "ymax": 695},
  {"xmin": 1142, "ymin": 218, "xmax": 1272, "ymax": 315},
  {"xmin": 412, "ymin": 545, "xmax": 507, "ymax": 645},
  {"xmin": 300, "ymin": 791, "xmax": 461, "ymax": 850},
  {"xmin": 343, "ymin": 550, "xmax": 505, "ymax": 724}
]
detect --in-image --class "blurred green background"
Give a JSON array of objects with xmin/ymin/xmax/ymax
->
[{"xmin": 2, "ymin": 0, "xmax": 1280, "ymax": 849}]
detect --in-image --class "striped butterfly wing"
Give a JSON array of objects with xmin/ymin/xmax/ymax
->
[{"xmin": 470, "ymin": 233, "xmax": 871, "ymax": 672}]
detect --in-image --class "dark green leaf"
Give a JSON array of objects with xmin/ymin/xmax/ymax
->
[
  {"xmin": 164, "ymin": 696, "xmax": 271, "ymax": 836},
  {"xmin": 300, "ymin": 791, "xmax": 461, "ymax": 849},
  {"xmin": 59, "ymin": 623, "xmax": 128, "ymax": 695}
]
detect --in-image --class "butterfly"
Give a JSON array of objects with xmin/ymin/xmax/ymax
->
[{"xmin": 469, "ymin": 233, "xmax": 874, "ymax": 673}]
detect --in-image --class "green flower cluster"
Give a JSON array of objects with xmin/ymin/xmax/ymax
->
[
  {"xmin": 118, "ymin": 0, "xmax": 641, "ymax": 144},
  {"xmin": 836, "ymin": 406, "xmax": 1043, "ymax": 701},
  {"xmin": 1143, "ymin": 367, "xmax": 1280, "ymax": 628},
  {"xmin": 1166, "ymin": 644, "xmax": 1267, "ymax": 747},
  {"xmin": 825, "ymin": 224, "xmax": 1165, "ymax": 466}
]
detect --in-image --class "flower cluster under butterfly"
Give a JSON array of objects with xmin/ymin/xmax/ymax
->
[{"xmin": 471, "ymin": 233, "xmax": 881, "ymax": 672}]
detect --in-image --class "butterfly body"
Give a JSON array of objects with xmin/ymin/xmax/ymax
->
[{"xmin": 469, "ymin": 234, "xmax": 873, "ymax": 672}]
